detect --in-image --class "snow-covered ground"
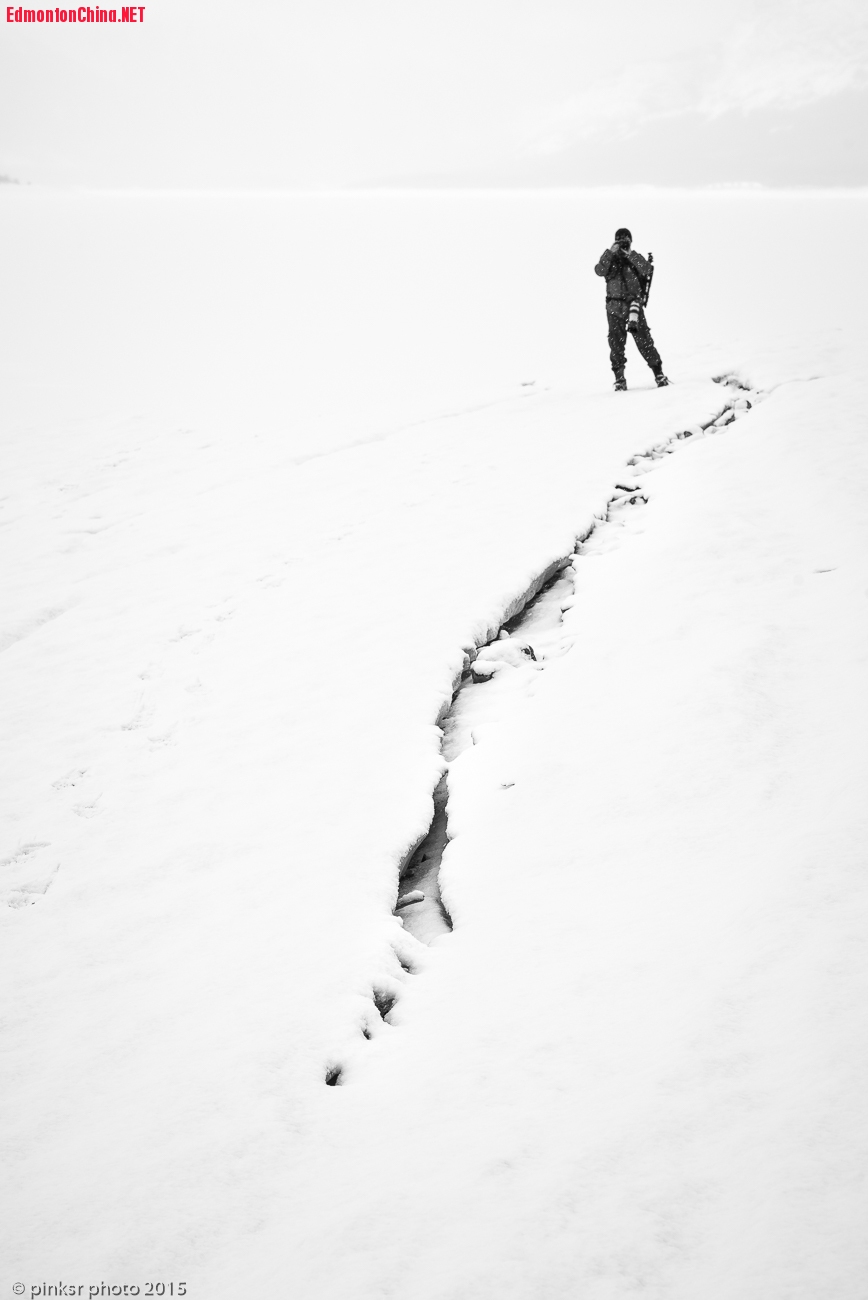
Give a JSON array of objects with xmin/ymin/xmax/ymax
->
[{"xmin": 2, "ymin": 188, "xmax": 866, "ymax": 1297}]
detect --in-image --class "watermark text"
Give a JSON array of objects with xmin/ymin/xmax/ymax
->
[
  {"xmin": 6, "ymin": 6, "xmax": 145, "ymax": 22},
  {"xmin": 11, "ymin": 1285, "xmax": 185, "ymax": 1298}
]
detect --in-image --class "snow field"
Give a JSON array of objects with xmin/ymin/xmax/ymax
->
[
  {"xmin": 216, "ymin": 355, "xmax": 868, "ymax": 1300},
  {"xmin": 392, "ymin": 379, "xmax": 761, "ymax": 944},
  {"xmin": 0, "ymin": 353, "xmax": 735, "ymax": 1278},
  {"xmin": 1, "ymin": 189, "xmax": 867, "ymax": 1295}
]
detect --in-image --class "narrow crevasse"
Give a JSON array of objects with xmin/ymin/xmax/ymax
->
[
  {"xmin": 392, "ymin": 373, "xmax": 760, "ymax": 944},
  {"xmin": 327, "ymin": 373, "xmax": 763, "ymax": 1081}
]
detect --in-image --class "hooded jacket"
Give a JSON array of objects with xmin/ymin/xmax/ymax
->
[{"xmin": 595, "ymin": 248, "xmax": 652, "ymax": 303}]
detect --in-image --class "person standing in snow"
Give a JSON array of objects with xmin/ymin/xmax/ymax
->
[{"xmin": 595, "ymin": 228, "xmax": 669, "ymax": 392}]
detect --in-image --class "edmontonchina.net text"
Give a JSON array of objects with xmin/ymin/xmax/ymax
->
[{"xmin": 6, "ymin": 5, "xmax": 144, "ymax": 20}]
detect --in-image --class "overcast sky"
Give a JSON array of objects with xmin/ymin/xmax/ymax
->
[{"xmin": 2, "ymin": 0, "xmax": 866, "ymax": 187}]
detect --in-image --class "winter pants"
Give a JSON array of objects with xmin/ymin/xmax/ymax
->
[{"xmin": 606, "ymin": 299, "xmax": 662, "ymax": 378}]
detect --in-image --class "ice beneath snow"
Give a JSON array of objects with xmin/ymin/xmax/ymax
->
[{"xmin": 1, "ymin": 188, "xmax": 867, "ymax": 1298}]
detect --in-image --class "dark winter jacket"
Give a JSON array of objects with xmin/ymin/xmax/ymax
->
[{"xmin": 594, "ymin": 248, "xmax": 652, "ymax": 303}]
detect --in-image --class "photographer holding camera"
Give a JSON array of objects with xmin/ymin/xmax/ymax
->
[{"xmin": 595, "ymin": 228, "xmax": 669, "ymax": 392}]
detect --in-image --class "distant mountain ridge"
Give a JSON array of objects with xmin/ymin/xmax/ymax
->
[{"xmin": 366, "ymin": 89, "xmax": 868, "ymax": 189}]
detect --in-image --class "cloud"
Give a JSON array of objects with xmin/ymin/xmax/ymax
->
[
  {"xmin": 521, "ymin": 0, "xmax": 868, "ymax": 156},
  {"xmin": 701, "ymin": 0, "xmax": 868, "ymax": 113},
  {"xmin": 2, "ymin": 0, "xmax": 863, "ymax": 187}
]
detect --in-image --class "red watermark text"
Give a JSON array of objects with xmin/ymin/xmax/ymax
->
[{"xmin": 6, "ymin": 5, "xmax": 145, "ymax": 20}]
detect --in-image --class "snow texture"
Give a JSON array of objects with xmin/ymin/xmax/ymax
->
[{"xmin": 1, "ymin": 188, "xmax": 866, "ymax": 1298}]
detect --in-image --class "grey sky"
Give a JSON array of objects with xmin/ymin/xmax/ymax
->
[{"xmin": 1, "ymin": 0, "xmax": 866, "ymax": 186}]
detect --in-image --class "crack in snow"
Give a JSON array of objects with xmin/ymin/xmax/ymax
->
[{"xmin": 323, "ymin": 373, "xmax": 765, "ymax": 1084}]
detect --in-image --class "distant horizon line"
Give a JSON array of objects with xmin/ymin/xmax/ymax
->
[{"xmin": 3, "ymin": 180, "xmax": 868, "ymax": 195}]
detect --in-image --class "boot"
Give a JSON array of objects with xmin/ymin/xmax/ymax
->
[
  {"xmin": 654, "ymin": 373, "xmax": 670, "ymax": 388},
  {"xmin": 613, "ymin": 375, "xmax": 627, "ymax": 392}
]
